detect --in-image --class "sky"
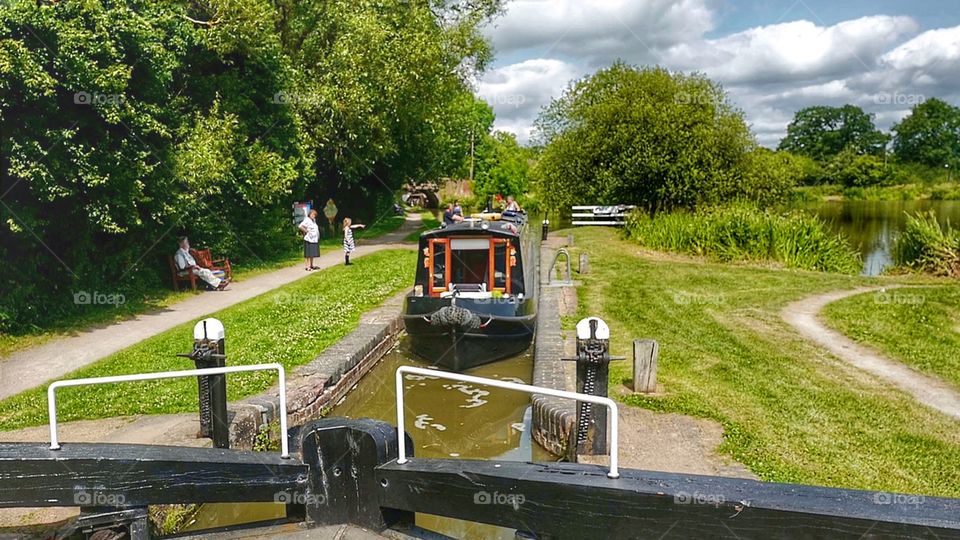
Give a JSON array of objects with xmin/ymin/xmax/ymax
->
[{"xmin": 475, "ymin": 0, "xmax": 960, "ymax": 147}]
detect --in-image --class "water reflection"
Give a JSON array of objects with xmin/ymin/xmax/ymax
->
[{"xmin": 800, "ymin": 200, "xmax": 960, "ymax": 275}]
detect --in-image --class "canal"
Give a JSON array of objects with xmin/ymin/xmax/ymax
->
[
  {"xmin": 800, "ymin": 199, "xmax": 960, "ymax": 275},
  {"xmin": 186, "ymin": 339, "xmax": 555, "ymax": 539}
]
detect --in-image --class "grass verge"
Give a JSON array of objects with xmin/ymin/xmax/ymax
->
[
  {"xmin": 565, "ymin": 227, "xmax": 958, "ymax": 497},
  {"xmin": 0, "ymin": 249, "xmax": 417, "ymax": 431},
  {"xmin": 404, "ymin": 210, "xmax": 441, "ymax": 242},
  {"xmin": 821, "ymin": 286, "xmax": 960, "ymax": 389},
  {"xmin": 624, "ymin": 205, "xmax": 861, "ymax": 273}
]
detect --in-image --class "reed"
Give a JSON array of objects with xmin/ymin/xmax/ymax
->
[
  {"xmin": 623, "ymin": 205, "xmax": 861, "ymax": 273},
  {"xmin": 893, "ymin": 211, "xmax": 960, "ymax": 277}
]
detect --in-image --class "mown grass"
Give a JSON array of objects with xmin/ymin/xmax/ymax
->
[
  {"xmin": 0, "ymin": 249, "xmax": 417, "ymax": 431},
  {"xmin": 822, "ymin": 286, "xmax": 960, "ymax": 389},
  {"xmin": 0, "ymin": 215, "xmax": 409, "ymax": 358},
  {"xmin": 893, "ymin": 211, "xmax": 960, "ymax": 277},
  {"xmin": 624, "ymin": 205, "xmax": 861, "ymax": 273},
  {"xmin": 566, "ymin": 227, "xmax": 958, "ymax": 497}
]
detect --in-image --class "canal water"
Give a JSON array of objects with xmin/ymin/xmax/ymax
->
[
  {"xmin": 186, "ymin": 339, "xmax": 555, "ymax": 539},
  {"xmin": 799, "ymin": 200, "xmax": 960, "ymax": 275}
]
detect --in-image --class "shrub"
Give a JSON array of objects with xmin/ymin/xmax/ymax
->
[
  {"xmin": 624, "ymin": 205, "xmax": 861, "ymax": 273},
  {"xmin": 893, "ymin": 211, "xmax": 960, "ymax": 277}
]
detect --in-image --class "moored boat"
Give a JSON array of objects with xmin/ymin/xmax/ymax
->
[{"xmin": 402, "ymin": 212, "xmax": 538, "ymax": 371}]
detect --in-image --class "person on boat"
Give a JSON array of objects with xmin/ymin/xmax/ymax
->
[
  {"xmin": 299, "ymin": 209, "xmax": 321, "ymax": 271},
  {"xmin": 443, "ymin": 203, "xmax": 464, "ymax": 226},
  {"xmin": 342, "ymin": 217, "xmax": 365, "ymax": 265},
  {"xmin": 174, "ymin": 236, "xmax": 229, "ymax": 290},
  {"xmin": 453, "ymin": 200, "xmax": 463, "ymax": 217},
  {"xmin": 503, "ymin": 195, "xmax": 522, "ymax": 218}
]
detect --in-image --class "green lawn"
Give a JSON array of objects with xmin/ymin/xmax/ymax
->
[
  {"xmin": 821, "ymin": 286, "xmax": 960, "ymax": 389},
  {"xmin": 0, "ymin": 249, "xmax": 416, "ymax": 431},
  {"xmin": 565, "ymin": 227, "xmax": 959, "ymax": 498},
  {"xmin": 0, "ymin": 214, "xmax": 409, "ymax": 358}
]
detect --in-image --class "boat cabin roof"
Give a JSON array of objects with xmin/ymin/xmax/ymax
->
[{"xmin": 420, "ymin": 216, "xmax": 524, "ymax": 240}]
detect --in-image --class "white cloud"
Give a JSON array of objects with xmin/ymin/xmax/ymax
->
[{"xmin": 480, "ymin": 3, "xmax": 960, "ymax": 147}]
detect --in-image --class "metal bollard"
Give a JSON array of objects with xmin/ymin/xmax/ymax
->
[
  {"xmin": 178, "ymin": 318, "xmax": 229, "ymax": 449},
  {"xmin": 564, "ymin": 317, "xmax": 617, "ymax": 455},
  {"xmin": 541, "ymin": 218, "xmax": 549, "ymax": 241}
]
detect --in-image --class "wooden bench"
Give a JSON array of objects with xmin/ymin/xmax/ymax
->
[{"xmin": 167, "ymin": 249, "xmax": 232, "ymax": 291}]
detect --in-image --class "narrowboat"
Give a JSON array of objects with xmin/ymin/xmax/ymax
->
[{"xmin": 402, "ymin": 212, "xmax": 538, "ymax": 371}]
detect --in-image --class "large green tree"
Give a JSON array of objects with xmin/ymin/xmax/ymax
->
[
  {"xmin": 892, "ymin": 98, "xmax": 960, "ymax": 168},
  {"xmin": 533, "ymin": 62, "xmax": 762, "ymax": 213},
  {"xmin": 0, "ymin": 0, "xmax": 503, "ymax": 332},
  {"xmin": 473, "ymin": 131, "xmax": 532, "ymax": 199},
  {"xmin": 778, "ymin": 105, "xmax": 889, "ymax": 160}
]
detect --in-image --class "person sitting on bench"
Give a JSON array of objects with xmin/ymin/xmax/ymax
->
[{"xmin": 175, "ymin": 236, "xmax": 229, "ymax": 290}]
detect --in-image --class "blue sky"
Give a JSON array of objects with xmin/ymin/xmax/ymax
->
[{"xmin": 478, "ymin": 0, "xmax": 960, "ymax": 146}]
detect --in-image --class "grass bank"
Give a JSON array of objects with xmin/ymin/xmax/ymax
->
[
  {"xmin": 565, "ymin": 227, "xmax": 958, "ymax": 497},
  {"xmin": 793, "ymin": 182, "xmax": 960, "ymax": 202},
  {"xmin": 624, "ymin": 206, "xmax": 861, "ymax": 273},
  {"xmin": 0, "ymin": 214, "xmax": 408, "ymax": 358},
  {"xmin": 405, "ymin": 210, "xmax": 441, "ymax": 242},
  {"xmin": 822, "ymin": 286, "xmax": 960, "ymax": 389},
  {"xmin": 0, "ymin": 249, "xmax": 417, "ymax": 431}
]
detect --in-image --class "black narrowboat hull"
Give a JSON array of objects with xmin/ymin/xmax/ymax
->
[{"xmin": 402, "ymin": 312, "xmax": 536, "ymax": 371}]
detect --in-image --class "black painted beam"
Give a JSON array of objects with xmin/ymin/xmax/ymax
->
[
  {"xmin": 376, "ymin": 458, "xmax": 960, "ymax": 539},
  {"xmin": 0, "ymin": 443, "xmax": 307, "ymax": 507}
]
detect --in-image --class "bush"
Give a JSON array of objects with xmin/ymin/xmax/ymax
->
[
  {"xmin": 893, "ymin": 211, "xmax": 960, "ymax": 277},
  {"xmin": 624, "ymin": 205, "xmax": 861, "ymax": 273}
]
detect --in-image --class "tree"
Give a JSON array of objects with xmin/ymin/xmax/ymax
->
[
  {"xmin": 778, "ymin": 105, "xmax": 889, "ymax": 160},
  {"xmin": 533, "ymin": 62, "xmax": 764, "ymax": 213},
  {"xmin": 892, "ymin": 98, "xmax": 960, "ymax": 168},
  {"xmin": 473, "ymin": 131, "xmax": 532, "ymax": 199}
]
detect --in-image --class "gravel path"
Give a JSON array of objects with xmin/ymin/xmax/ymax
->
[{"xmin": 782, "ymin": 287, "xmax": 960, "ymax": 421}]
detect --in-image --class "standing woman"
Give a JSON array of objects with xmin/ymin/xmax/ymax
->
[
  {"xmin": 299, "ymin": 209, "xmax": 321, "ymax": 271},
  {"xmin": 342, "ymin": 217, "xmax": 365, "ymax": 265}
]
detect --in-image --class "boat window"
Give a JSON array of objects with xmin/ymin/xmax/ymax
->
[
  {"xmin": 451, "ymin": 248, "xmax": 489, "ymax": 285},
  {"xmin": 493, "ymin": 241, "xmax": 508, "ymax": 290},
  {"xmin": 429, "ymin": 239, "xmax": 449, "ymax": 294}
]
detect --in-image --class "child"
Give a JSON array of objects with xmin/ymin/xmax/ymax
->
[{"xmin": 342, "ymin": 217, "xmax": 365, "ymax": 265}]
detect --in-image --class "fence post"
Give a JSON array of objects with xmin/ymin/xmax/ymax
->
[
  {"xmin": 632, "ymin": 339, "xmax": 659, "ymax": 394},
  {"xmin": 579, "ymin": 253, "xmax": 589, "ymax": 274}
]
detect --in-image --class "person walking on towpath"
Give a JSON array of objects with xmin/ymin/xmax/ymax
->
[{"xmin": 342, "ymin": 217, "xmax": 365, "ymax": 265}]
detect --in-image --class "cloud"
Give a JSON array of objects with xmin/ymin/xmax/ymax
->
[
  {"xmin": 480, "ymin": 2, "xmax": 960, "ymax": 147},
  {"xmin": 477, "ymin": 59, "xmax": 583, "ymax": 143},
  {"xmin": 485, "ymin": 0, "xmax": 714, "ymax": 66}
]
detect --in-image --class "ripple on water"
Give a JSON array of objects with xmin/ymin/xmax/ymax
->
[{"xmin": 414, "ymin": 413, "xmax": 447, "ymax": 431}]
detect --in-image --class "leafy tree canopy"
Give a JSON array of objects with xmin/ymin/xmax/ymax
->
[
  {"xmin": 778, "ymin": 104, "xmax": 889, "ymax": 160},
  {"xmin": 892, "ymin": 98, "xmax": 960, "ymax": 168}
]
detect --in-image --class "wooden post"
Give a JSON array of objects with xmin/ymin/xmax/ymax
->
[
  {"xmin": 567, "ymin": 233, "xmax": 574, "ymax": 246},
  {"xmin": 579, "ymin": 253, "xmax": 589, "ymax": 274},
  {"xmin": 632, "ymin": 339, "xmax": 659, "ymax": 393}
]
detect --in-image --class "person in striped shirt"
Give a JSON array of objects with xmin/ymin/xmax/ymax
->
[{"xmin": 342, "ymin": 217, "xmax": 365, "ymax": 265}]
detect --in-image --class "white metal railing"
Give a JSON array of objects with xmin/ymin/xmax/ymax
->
[
  {"xmin": 394, "ymin": 366, "xmax": 620, "ymax": 478},
  {"xmin": 570, "ymin": 205, "xmax": 636, "ymax": 227},
  {"xmin": 47, "ymin": 363, "xmax": 290, "ymax": 458}
]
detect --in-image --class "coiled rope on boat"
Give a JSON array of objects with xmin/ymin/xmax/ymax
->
[{"xmin": 429, "ymin": 305, "xmax": 482, "ymax": 331}]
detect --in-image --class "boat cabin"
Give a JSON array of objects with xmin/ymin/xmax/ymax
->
[{"xmin": 415, "ymin": 218, "xmax": 527, "ymax": 299}]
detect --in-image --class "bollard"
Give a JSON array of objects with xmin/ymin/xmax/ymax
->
[
  {"xmin": 541, "ymin": 219, "xmax": 549, "ymax": 241},
  {"xmin": 565, "ymin": 317, "xmax": 613, "ymax": 455},
  {"xmin": 579, "ymin": 253, "xmax": 589, "ymax": 274},
  {"xmin": 178, "ymin": 318, "xmax": 229, "ymax": 449}
]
